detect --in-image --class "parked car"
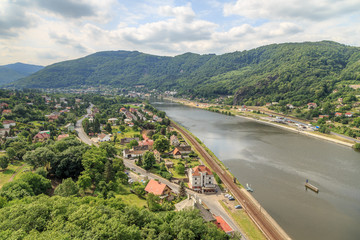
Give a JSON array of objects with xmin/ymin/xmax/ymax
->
[
  {"xmin": 225, "ymin": 194, "xmax": 230, "ymax": 198},
  {"xmin": 235, "ymin": 205, "xmax": 242, "ymax": 209},
  {"xmin": 228, "ymin": 196, "xmax": 235, "ymax": 201}
]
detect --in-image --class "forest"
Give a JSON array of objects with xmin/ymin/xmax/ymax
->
[{"xmin": 10, "ymin": 41, "xmax": 360, "ymax": 104}]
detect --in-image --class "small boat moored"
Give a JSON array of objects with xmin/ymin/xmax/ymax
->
[
  {"xmin": 246, "ymin": 183, "xmax": 254, "ymax": 192},
  {"xmin": 305, "ymin": 179, "xmax": 319, "ymax": 193}
]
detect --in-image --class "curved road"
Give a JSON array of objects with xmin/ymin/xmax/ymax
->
[{"xmin": 75, "ymin": 103, "xmax": 97, "ymax": 146}]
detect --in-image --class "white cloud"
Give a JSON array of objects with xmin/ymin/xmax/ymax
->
[{"xmin": 224, "ymin": 0, "xmax": 360, "ymax": 21}]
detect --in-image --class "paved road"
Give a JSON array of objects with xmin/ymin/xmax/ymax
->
[
  {"xmin": 331, "ymin": 131, "xmax": 360, "ymax": 143},
  {"xmin": 75, "ymin": 103, "xmax": 97, "ymax": 146}
]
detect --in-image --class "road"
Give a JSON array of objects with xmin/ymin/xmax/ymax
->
[
  {"xmin": 75, "ymin": 103, "xmax": 97, "ymax": 146},
  {"xmin": 170, "ymin": 121, "xmax": 291, "ymax": 240},
  {"xmin": 74, "ymin": 106, "xmax": 247, "ymax": 238}
]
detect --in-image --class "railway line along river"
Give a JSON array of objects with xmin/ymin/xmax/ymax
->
[{"xmin": 152, "ymin": 100, "xmax": 360, "ymax": 240}]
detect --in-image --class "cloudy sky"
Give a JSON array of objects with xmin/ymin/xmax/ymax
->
[{"xmin": 1, "ymin": 0, "xmax": 360, "ymax": 66}]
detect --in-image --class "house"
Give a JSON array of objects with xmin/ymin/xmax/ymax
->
[
  {"xmin": 120, "ymin": 137, "xmax": 139, "ymax": 145},
  {"xmin": 0, "ymin": 103, "xmax": 9, "ymax": 108},
  {"xmin": 120, "ymin": 107, "xmax": 127, "ymax": 113},
  {"xmin": 214, "ymin": 216, "xmax": 233, "ymax": 235},
  {"xmin": 307, "ymin": 103, "xmax": 317, "ymax": 109},
  {"xmin": 144, "ymin": 179, "xmax": 173, "ymax": 201},
  {"xmin": 335, "ymin": 112, "xmax": 343, "ymax": 117},
  {"xmin": 47, "ymin": 114, "xmax": 59, "ymax": 121},
  {"xmin": 107, "ymin": 118, "xmax": 118, "ymax": 125},
  {"xmin": 123, "ymin": 149, "xmax": 146, "ymax": 158},
  {"xmin": 98, "ymin": 133, "xmax": 111, "ymax": 142},
  {"xmin": 138, "ymin": 139, "xmax": 154, "ymax": 147},
  {"xmin": 175, "ymin": 196, "xmax": 215, "ymax": 222},
  {"xmin": 65, "ymin": 123, "xmax": 75, "ymax": 131},
  {"xmin": 2, "ymin": 120, "xmax": 16, "ymax": 129},
  {"xmin": 170, "ymin": 135, "xmax": 180, "ymax": 146},
  {"xmin": 345, "ymin": 112, "xmax": 353, "ymax": 117},
  {"xmin": 286, "ymin": 104, "xmax": 294, "ymax": 109},
  {"xmin": 0, "ymin": 128, "xmax": 10, "ymax": 137},
  {"xmin": 57, "ymin": 134, "xmax": 69, "ymax": 141},
  {"xmin": 188, "ymin": 165, "xmax": 216, "ymax": 193},
  {"xmin": 2, "ymin": 109, "xmax": 12, "ymax": 115},
  {"xmin": 173, "ymin": 148, "xmax": 182, "ymax": 158},
  {"xmin": 33, "ymin": 132, "xmax": 50, "ymax": 142},
  {"xmin": 173, "ymin": 146, "xmax": 191, "ymax": 157},
  {"xmin": 318, "ymin": 115, "xmax": 329, "ymax": 119},
  {"xmin": 133, "ymin": 145, "xmax": 150, "ymax": 151}
]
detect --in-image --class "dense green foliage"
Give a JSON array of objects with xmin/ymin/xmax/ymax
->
[
  {"xmin": 11, "ymin": 41, "xmax": 360, "ymax": 104},
  {"xmin": 0, "ymin": 195, "xmax": 229, "ymax": 240}
]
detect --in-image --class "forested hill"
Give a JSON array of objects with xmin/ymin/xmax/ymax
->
[
  {"xmin": 0, "ymin": 63, "xmax": 43, "ymax": 86},
  {"xmin": 12, "ymin": 41, "xmax": 360, "ymax": 104}
]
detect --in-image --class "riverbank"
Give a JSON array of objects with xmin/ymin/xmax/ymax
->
[
  {"xmin": 164, "ymin": 97, "xmax": 355, "ymax": 149},
  {"xmin": 170, "ymin": 120, "xmax": 291, "ymax": 240}
]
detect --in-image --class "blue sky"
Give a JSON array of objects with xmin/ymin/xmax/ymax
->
[{"xmin": 1, "ymin": 0, "xmax": 360, "ymax": 65}]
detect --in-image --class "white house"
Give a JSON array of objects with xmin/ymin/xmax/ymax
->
[
  {"xmin": 188, "ymin": 165, "xmax": 216, "ymax": 193},
  {"xmin": 98, "ymin": 133, "xmax": 111, "ymax": 142},
  {"xmin": 2, "ymin": 120, "xmax": 16, "ymax": 129}
]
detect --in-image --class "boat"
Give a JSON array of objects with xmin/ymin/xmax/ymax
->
[
  {"xmin": 305, "ymin": 179, "xmax": 319, "ymax": 193},
  {"xmin": 246, "ymin": 183, "xmax": 254, "ymax": 192}
]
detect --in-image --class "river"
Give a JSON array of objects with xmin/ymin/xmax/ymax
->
[{"xmin": 152, "ymin": 100, "xmax": 360, "ymax": 240}]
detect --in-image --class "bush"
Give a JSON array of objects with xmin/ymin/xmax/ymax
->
[{"xmin": 353, "ymin": 143, "xmax": 360, "ymax": 151}]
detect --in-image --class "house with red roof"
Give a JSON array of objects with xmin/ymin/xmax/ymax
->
[
  {"xmin": 307, "ymin": 103, "xmax": 317, "ymax": 109},
  {"xmin": 335, "ymin": 112, "xmax": 343, "ymax": 117},
  {"xmin": 0, "ymin": 103, "xmax": 9, "ymax": 109},
  {"xmin": 188, "ymin": 165, "xmax": 216, "ymax": 193},
  {"xmin": 2, "ymin": 109, "xmax": 12, "ymax": 115},
  {"xmin": 33, "ymin": 132, "xmax": 50, "ymax": 142},
  {"xmin": 214, "ymin": 216, "xmax": 234, "ymax": 235},
  {"xmin": 345, "ymin": 112, "xmax": 353, "ymax": 117},
  {"xmin": 145, "ymin": 179, "xmax": 173, "ymax": 201},
  {"xmin": 57, "ymin": 134, "xmax": 69, "ymax": 141},
  {"xmin": 138, "ymin": 139, "xmax": 154, "ymax": 147}
]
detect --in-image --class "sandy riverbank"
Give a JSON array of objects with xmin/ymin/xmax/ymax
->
[{"xmin": 164, "ymin": 97, "xmax": 355, "ymax": 148}]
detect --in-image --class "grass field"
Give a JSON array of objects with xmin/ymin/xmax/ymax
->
[
  {"xmin": 219, "ymin": 200, "xmax": 266, "ymax": 240},
  {"xmin": 0, "ymin": 161, "xmax": 29, "ymax": 188},
  {"xmin": 115, "ymin": 184, "xmax": 147, "ymax": 208}
]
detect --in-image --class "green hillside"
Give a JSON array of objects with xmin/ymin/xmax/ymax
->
[
  {"xmin": 0, "ymin": 63, "xmax": 43, "ymax": 86},
  {"xmin": 11, "ymin": 41, "xmax": 360, "ymax": 104}
]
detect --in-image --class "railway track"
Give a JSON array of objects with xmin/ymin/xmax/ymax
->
[{"xmin": 171, "ymin": 121, "xmax": 290, "ymax": 240}]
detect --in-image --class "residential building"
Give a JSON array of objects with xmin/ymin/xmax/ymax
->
[
  {"xmin": 345, "ymin": 112, "xmax": 353, "ymax": 117},
  {"xmin": 98, "ymin": 133, "xmax": 111, "ymax": 142},
  {"xmin": 120, "ymin": 137, "xmax": 139, "ymax": 145},
  {"xmin": 33, "ymin": 132, "xmax": 50, "ymax": 142},
  {"xmin": 175, "ymin": 196, "xmax": 215, "ymax": 222},
  {"xmin": 123, "ymin": 149, "xmax": 146, "ymax": 158},
  {"xmin": 144, "ymin": 179, "xmax": 173, "ymax": 201},
  {"xmin": 307, "ymin": 103, "xmax": 317, "ymax": 109},
  {"xmin": 2, "ymin": 120, "xmax": 16, "ymax": 129},
  {"xmin": 57, "ymin": 134, "xmax": 69, "ymax": 141},
  {"xmin": 0, "ymin": 128, "xmax": 10, "ymax": 137},
  {"xmin": 2, "ymin": 109, "xmax": 12, "ymax": 115},
  {"xmin": 107, "ymin": 118, "xmax": 118, "ymax": 125},
  {"xmin": 188, "ymin": 165, "xmax": 216, "ymax": 193},
  {"xmin": 335, "ymin": 112, "xmax": 343, "ymax": 117},
  {"xmin": 170, "ymin": 135, "xmax": 180, "ymax": 146}
]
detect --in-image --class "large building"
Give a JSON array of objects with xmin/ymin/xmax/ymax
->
[{"xmin": 188, "ymin": 165, "xmax": 216, "ymax": 193}]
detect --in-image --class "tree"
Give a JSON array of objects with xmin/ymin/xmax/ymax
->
[
  {"xmin": 132, "ymin": 182, "xmax": 145, "ymax": 197},
  {"xmin": 153, "ymin": 136, "xmax": 170, "ymax": 152},
  {"xmin": 23, "ymin": 147, "xmax": 55, "ymax": 169},
  {"xmin": 104, "ymin": 160, "xmax": 114, "ymax": 183},
  {"xmin": 54, "ymin": 178, "xmax": 79, "ymax": 197},
  {"xmin": 0, "ymin": 156, "xmax": 9, "ymax": 170},
  {"xmin": 147, "ymin": 193, "xmax": 162, "ymax": 212},
  {"xmin": 105, "ymin": 122, "xmax": 112, "ymax": 133},
  {"xmin": 127, "ymin": 139, "xmax": 138, "ymax": 149},
  {"xmin": 0, "ymin": 180, "xmax": 34, "ymax": 201},
  {"xmin": 176, "ymin": 163, "xmax": 185, "ymax": 175},
  {"xmin": 142, "ymin": 151, "xmax": 155, "ymax": 170},
  {"xmin": 77, "ymin": 173, "xmax": 92, "ymax": 191},
  {"xmin": 100, "ymin": 142, "xmax": 117, "ymax": 158},
  {"xmin": 81, "ymin": 147, "xmax": 108, "ymax": 183},
  {"xmin": 179, "ymin": 181, "xmax": 186, "ymax": 198},
  {"xmin": 19, "ymin": 172, "xmax": 51, "ymax": 195}
]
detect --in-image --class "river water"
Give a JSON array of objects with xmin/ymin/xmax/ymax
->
[{"xmin": 153, "ymin": 101, "xmax": 360, "ymax": 240}]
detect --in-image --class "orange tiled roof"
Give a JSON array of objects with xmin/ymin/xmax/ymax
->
[
  {"xmin": 192, "ymin": 165, "xmax": 213, "ymax": 176},
  {"xmin": 145, "ymin": 179, "xmax": 170, "ymax": 195}
]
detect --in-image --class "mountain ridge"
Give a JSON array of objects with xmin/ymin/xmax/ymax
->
[
  {"xmin": 0, "ymin": 63, "xmax": 44, "ymax": 86},
  {"xmin": 10, "ymin": 41, "xmax": 360, "ymax": 104}
]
